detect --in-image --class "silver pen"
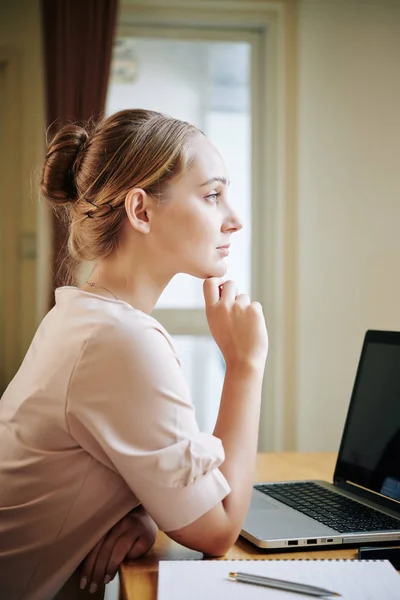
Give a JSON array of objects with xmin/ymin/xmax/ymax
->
[{"xmin": 229, "ymin": 571, "xmax": 341, "ymax": 597}]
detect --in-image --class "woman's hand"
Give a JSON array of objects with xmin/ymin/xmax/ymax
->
[
  {"xmin": 80, "ymin": 505, "xmax": 158, "ymax": 594},
  {"xmin": 203, "ymin": 278, "xmax": 268, "ymax": 370}
]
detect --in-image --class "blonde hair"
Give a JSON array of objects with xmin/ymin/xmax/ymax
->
[{"xmin": 41, "ymin": 109, "xmax": 200, "ymax": 263}]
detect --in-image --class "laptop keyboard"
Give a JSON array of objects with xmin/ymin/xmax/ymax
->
[{"xmin": 255, "ymin": 482, "xmax": 400, "ymax": 533}]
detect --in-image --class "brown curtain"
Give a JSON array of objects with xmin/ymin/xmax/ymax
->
[{"xmin": 41, "ymin": 0, "xmax": 118, "ymax": 295}]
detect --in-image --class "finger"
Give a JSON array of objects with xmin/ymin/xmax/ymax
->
[
  {"xmin": 219, "ymin": 280, "xmax": 237, "ymax": 304},
  {"xmin": 104, "ymin": 531, "xmax": 141, "ymax": 583},
  {"xmin": 126, "ymin": 535, "xmax": 149, "ymax": 560},
  {"xmin": 234, "ymin": 293, "xmax": 250, "ymax": 307},
  {"xmin": 85, "ymin": 515, "xmax": 131, "ymax": 589},
  {"xmin": 88, "ymin": 522, "xmax": 130, "ymax": 588},
  {"xmin": 203, "ymin": 278, "xmax": 221, "ymax": 307},
  {"xmin": 80, "ymin": 537, "xmax": 105, "ymax": 591},
  {"xmin": 251, "ymin": 300, "xmax": 264, "ymax": 312}
]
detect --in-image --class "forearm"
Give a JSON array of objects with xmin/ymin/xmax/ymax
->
[
  {"xmin": 165, "ymin": 278, "xmax": 268, "ymax": 556},
  {"xmin": 213, "ymin": 361, "xmax": 265, "ymax": 535},
  {"xmin": 164, "ymin": 364, "xmax": 266, "ymax": 557}
]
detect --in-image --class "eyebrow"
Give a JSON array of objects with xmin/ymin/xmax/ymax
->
[{"xmin": 198, "ymin": 176, "xmax": 230, "ymax": 187}]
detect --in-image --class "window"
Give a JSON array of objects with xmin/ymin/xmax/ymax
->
[{"xmin": 106, "ymin": 35, "xmax": 252, "ymax": 432}]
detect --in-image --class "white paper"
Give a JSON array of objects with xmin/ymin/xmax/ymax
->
[{"xmin": 158, "ymin": 559, "xmax": 400, "ymax": 600}]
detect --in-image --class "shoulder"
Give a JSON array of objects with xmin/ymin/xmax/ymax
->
[
  {"xmin": 82, "ymin": 305, "xmax": 180, "ymax": 375},
  {"xmin": 94, "ymin": 306, "xmax": 177, "ymax": 362},
  {"xmin": 55, "ymin": 287, "xmax": 178, "ymax": 363}
]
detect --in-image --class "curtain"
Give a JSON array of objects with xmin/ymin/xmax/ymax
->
[{"xmin": 41, "ymin": 0, "xmax": 118, "ymax": 295}]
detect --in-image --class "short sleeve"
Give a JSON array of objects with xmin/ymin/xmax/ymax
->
[{"xmin": 66, "ymin": 313, "xmax": 231, "ymax": 531}]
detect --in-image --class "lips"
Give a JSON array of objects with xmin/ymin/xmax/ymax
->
[{"xmin": 217, "ymin": 245, "xmax": 230, "ymax": 256}]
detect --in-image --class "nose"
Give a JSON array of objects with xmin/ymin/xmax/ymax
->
[{"xmin": 222, "ymin": 206, "xmax": 243, "ymax": 234}]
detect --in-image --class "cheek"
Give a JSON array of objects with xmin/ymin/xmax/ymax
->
[
  {"xmin": 152, "ymin": 198, "xmax": 221, "ymax": 258},
  {"xmin": 171, "ymin": 208, "xmax": 218, "ymax": 246}
]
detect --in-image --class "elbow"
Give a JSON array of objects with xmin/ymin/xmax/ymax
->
[
  {"xmin": 202, "ymin": 545, "xmax": 229, "ymax": 558},
  {"xmin": 198, "ymin": 530, "xmax": 239, "ymax": 558},
  {"xmin": 168, "ymin": 528, "xmax": 236, "ymax": 558},
  {"xmin": 166, "ymin": 505, "xmax": 241, "ymax": 557}
]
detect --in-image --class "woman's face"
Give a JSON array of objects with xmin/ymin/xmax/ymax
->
[{"xmin": 147, "ymin": 134, "xmax": 243, "ymax": 280}]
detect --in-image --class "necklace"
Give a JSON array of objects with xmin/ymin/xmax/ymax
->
[{"xmin": 86, "ymin": 281, "xmax": 119, "ymax": 300}]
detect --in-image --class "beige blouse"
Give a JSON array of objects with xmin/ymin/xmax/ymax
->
[{"xmin": 0, "ymin": 288, "xmax": 230, "ymax": 599}]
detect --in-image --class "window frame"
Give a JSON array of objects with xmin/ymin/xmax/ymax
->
[{"xmin": 112, "ymin": 0, "xmax": 298, "ymax": 451}]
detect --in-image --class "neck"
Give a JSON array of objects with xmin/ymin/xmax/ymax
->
[{"xmin": 83, "ymin": 255, "xmax": 172, "ymax": 314}]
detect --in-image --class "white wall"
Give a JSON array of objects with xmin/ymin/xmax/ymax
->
[{"xmin": 296, "ymin": 0, "xmax": 400, "ymax": 450}]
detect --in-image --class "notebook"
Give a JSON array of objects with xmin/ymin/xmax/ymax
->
[
  {"xmin": 242, "ymin": 330, "xmax": 400, "ymax": 549},
  {"xmin": 158, "ymin": 559, "xmax": 400, "ymax": 599}
]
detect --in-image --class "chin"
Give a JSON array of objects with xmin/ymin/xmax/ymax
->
[
  {"xmin": 184, "ymin": 259, "xmax": 227, "ymax": 280},
  {"xmin": 198, "ymin": 262, "xmax": 228, "ymax": 279}
]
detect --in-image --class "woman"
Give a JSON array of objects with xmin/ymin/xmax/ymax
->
[{"xmin": 0, "ymin": 109, "xmax": 268, "ymax": 599}]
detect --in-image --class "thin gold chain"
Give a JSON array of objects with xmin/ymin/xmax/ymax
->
[{"xmin": 86, "ymin": 281, "xmax": 119, "ymax": 300}]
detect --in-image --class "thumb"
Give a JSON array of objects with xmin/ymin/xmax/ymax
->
[{"xmin": 203, "ymin": 278, "xmax": 221, "ymax": 308}]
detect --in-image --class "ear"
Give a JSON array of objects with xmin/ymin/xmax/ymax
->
[{"xmin": 125, "ymin": 188, "xmax": 154, "ymax": 234}]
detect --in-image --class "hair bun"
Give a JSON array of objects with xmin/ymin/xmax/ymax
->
[{"xmin": 41, "ymin": 124, "xmax": 89, "ymax": 205}]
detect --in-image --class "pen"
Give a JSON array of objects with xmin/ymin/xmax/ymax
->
[{"xmin": 228, "ymin": 571, "xmax": 341, "ymax": 597}]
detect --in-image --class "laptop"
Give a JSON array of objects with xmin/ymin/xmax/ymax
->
[{"xmin": 241, "ymin": 329, "xmax": 400, "ymax": 549}]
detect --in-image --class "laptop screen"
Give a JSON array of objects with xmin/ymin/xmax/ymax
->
[{"xmin": 335, "ymin": 330, "xmax": 400, "ymax": 503}]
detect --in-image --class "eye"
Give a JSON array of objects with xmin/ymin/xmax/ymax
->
[{"xmin": 205, "ymin": 191, "xmax": 222, "ymax": 204}]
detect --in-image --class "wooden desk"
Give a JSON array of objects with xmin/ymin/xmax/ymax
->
[{"xmin": 119, "ymin": 453, "xmax": 363, "ymax": 600}]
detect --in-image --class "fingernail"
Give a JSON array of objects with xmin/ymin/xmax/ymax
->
[
  {"xmin": 104, "ymin": 574, "xmax": 111, "ymax": 584},
  {"xmin": 89, "ymin": 582, "xmax": 98, "ymax": 594},
  {"xmin": 79, "ymin": 577, "xmax": 87, "ymax": 590}
]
